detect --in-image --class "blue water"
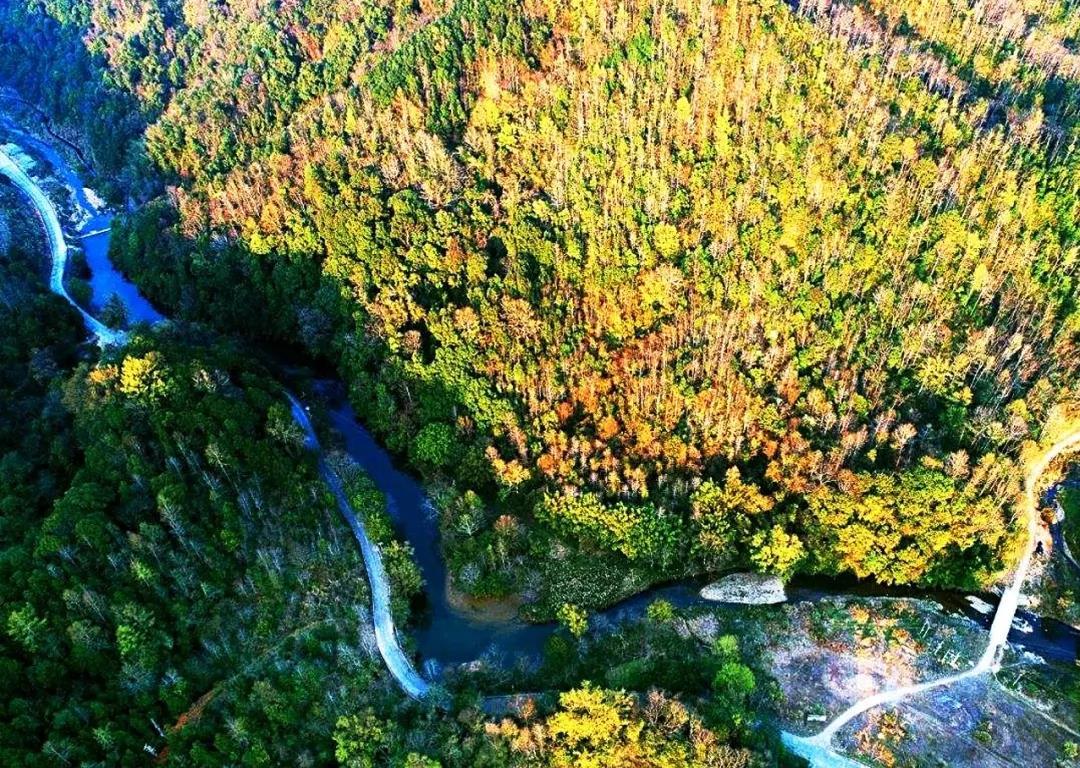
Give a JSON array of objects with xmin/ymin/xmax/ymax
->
[
  {"xmin": 81, "ymin": 221, "xmax": 164, "ymax": 325},
  {"xmin": 318, "ymin": 383, "xmax": 709, "ymax": 665},
  {"xmin": 7, "ymin": 114, "xmax": 1080, "ymax": 767},
  {"xmin": 314, "ymin": 384, "xmax": 1080, "ymax": 667},
  {"xmin": 0, "ymin": 115, "xmax": 164, "ymax": 326},
  {"xmin": 289, "ymin": 393, "xmax": 430, "ymax": 697}
]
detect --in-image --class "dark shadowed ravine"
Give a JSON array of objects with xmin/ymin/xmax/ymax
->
[{"xmin": 2, "ymin": 120, "xmax": 1078, "ymax": 767}]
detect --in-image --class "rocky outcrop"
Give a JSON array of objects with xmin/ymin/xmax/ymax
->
[{"xmin": 700, "ymin": 572, "xmax": 787, "ymax": 605}]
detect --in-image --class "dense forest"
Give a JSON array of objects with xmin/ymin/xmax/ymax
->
[
  {"xmin": 3, "ymin": 174, "xmax": 779, "ymax": 765},
  {"xmin": 2, "ymin": 0, "xmax": 1079, "ymax": 601},
  {"xmin": 5, "ymin": 0, "xmax": 1079, "ymax": 612},
  {"xmin": 2, "ymin": 0, "xmax": 1080, "ymax": 765},
  {"xmin": 0, "ymin": 181, "xmax": 373, "ymax": 763}
]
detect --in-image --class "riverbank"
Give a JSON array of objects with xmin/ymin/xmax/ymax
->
[
  {"xmin": 0, "ymin": 88, "xmax": 91, "ymax": 167},
  {"xmin": 445, "ymin": 581, "xmax": 524, "ymax": 624},
  {"xmin": 0, "ymin": 110, "xmax": 162, "ymax": 332},
  {"xmin": 1033, "ymin": 485, "xmax": 1080, "ymax": 630},
  {"xmin": 0, "ymin": 140, "xmax": 121, "ymax": 343},
  {"xmin": 0, "ymin": 106, "xmax": 101, "ymax": 229},
  {"xmin": 274, "ymin": 366, "xmax": 1080, "ymax": 687}
]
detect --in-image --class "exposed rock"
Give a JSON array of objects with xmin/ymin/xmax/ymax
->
[
  {"xmin": 965, "ymin": 595, "xmax": 994, "ymax": 615},
  {"xmin": 700, "ymin": 572, "xmax": 786, "ymax": 604}
]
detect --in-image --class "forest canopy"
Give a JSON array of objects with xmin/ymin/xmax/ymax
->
[
  {"xmin": 4, "ymin": 0, "xmax": 1080, "ymax": 605},
  {"xmin": 3, "ymin": 0, "xmax": 1080, "ymax": 765}
]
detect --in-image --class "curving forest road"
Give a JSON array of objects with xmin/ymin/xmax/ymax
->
[
  {"xmin": 286, "ymin": 394, "xmax": 431, "ymax": 699},
  {"xmin": 6, "ymin": 129, "xmax": 1079, "ymax": 766}
]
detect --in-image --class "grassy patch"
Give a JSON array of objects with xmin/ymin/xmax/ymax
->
[
  {"xmin": 1061, "ymin": 486, "xmax": 1080, "ymax": 556},
  {"xmin": 523, "ymin": 544, "xmax": 656, "ymax": 621}
]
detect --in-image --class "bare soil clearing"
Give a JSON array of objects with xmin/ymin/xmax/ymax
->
[
  {"xmin": 763, "ymin": 598, "xmax": 988, "ymax": 736},
  {"xmin": 834, "ymin": 671, "xmax": 1079, "ymax": 767}
]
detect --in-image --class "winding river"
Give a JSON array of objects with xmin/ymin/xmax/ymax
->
[{"xmin": 2, "ymin": 118, "xmax": 1078, "ymax": 767}]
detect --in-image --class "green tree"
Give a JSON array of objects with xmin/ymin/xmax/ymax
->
[
  {"xmin": 749, "ymin": 525, "xmax": 805, "ymax": 579},
  {"xmin": 691, "ymin": 469, "xmax": 774, "ymax": 566},
  {"xmin": 409, "ymin": 423, "xmax": 456, "ymax": 469},
  {"xmin": 646, "ymin": 599, "xmax": 675, "ymax": 625},
  {"xmin": 333, "ymin": 711, "xmax": 394, "ymax": 768},
  {"xmin": 6, "ymin": 605, "xmax": 47, "ymax": 654},
  {"xmin": 556, "ymin": 603, "xmax": 588, "ymax": 638}
]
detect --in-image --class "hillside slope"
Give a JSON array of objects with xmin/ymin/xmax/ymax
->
[{"xmin": 8, "ymin": 0, "xmax": 1080, "ymax": 605}]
